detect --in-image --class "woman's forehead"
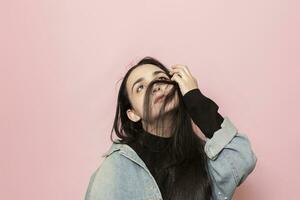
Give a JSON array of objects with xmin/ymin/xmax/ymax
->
[{"xmin": 126, "ymin": 64, "xmax": 162, "ymax": 88}]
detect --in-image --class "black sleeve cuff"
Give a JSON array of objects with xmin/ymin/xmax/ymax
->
[{"xmin": 182, "ymin": 88, "xmax": 224, "ymax": 139}]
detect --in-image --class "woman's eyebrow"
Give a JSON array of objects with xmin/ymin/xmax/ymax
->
[{"xmin": 131, "ymin": 70, "xmax": 166, "ymax": 93}]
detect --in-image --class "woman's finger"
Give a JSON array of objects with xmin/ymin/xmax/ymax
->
[
  {"xmin": 170, "ymin": 73, "xmax": 182, "ymax": 82},
  {"xmin": 170, "ymin": 68, "xmax": 188, "ymax": 79},
  {"xmin": 171, "ymin": 64, "xmax": 192, "ymax": 77}
]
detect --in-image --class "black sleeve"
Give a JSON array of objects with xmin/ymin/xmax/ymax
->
[{"xmin": 182, "ymin": 88, "xmax": 224, "ymax": 139}]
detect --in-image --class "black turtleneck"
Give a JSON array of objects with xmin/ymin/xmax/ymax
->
[
  {"xmin": 127, "ymin": 88, "xmax": 224, "ymax": 197},
  {"xmin": 127, "ymin": 129, "xmax": 173, "ymax": 197}
]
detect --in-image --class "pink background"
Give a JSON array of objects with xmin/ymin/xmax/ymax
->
[{"xmin": 1, "ymin": 0, "xmax": 299, "ymax": 199}]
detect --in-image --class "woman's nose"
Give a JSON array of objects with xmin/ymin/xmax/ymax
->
[{"xmin": 152, "ymin": 84, "xmax": 161, "ymax": 94}]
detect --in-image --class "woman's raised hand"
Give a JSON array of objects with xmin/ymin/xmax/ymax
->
[{"xmin": 169, "ymin": 64, "xmax": 199, "ymax": 96}]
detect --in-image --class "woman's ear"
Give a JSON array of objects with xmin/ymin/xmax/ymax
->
[{"xmin": 126, "ymin": 109, "xmax": 141, "ymax": 122}]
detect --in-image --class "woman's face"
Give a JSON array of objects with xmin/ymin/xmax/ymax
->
[{"xmin": 126, "ymin": 64, "xmax": 179, "ymax": 122}]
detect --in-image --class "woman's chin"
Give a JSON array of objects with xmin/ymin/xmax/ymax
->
[{"xmin": 151, "ymin": 100, "xmax": 179, "ymax": 119}]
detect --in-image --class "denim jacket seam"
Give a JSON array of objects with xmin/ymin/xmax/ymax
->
[{"xmin": 224, "ymin": 152, "xmax": 239, "ymax": 186}]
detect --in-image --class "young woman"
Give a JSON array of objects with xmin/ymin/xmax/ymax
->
[{"xmin": 85, "ymin": 56, "xmax": 257, "ymax": 200}]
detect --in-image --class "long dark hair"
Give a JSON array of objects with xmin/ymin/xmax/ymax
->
[{"xmin": 110, "ymin": 56, "xmax": 213, "ymax": 200}]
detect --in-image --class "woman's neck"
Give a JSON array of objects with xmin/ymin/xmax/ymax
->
[{"xmin": 142, "ymin": 119, "xmax": 174, "ymax": 138}]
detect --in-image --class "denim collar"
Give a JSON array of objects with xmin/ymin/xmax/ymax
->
[
  {"xmin": 101, "ymin": 141, "xmax": 151, "ymax": 174},
  {"xmin": 101, "ymin": 140, "xmax": 164, "ymax": 199}
]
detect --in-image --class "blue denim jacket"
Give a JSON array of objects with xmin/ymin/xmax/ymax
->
[{"xmin": 85, "ymin": 116, "xmax": 257, "ymax": 200}]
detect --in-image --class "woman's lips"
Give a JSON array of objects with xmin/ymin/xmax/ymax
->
[{"xmin": 154, "ymin": 95, "xmax": 165, "ymax": 104}]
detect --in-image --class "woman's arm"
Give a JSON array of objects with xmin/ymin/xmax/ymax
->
[
  {"xmin": 182, "ymin": 89, "xmax": 257, "ymax": 199},
  {"xmin": 182, "ymin": 88, "xmax": 224, "ymax": 139},
  {"xmin": 204, "ymin": 116, "xmax": 257, "ymax": 199},
  {"xmin": 169, "ymin": 65, "xmax": 257, "ymax": 198}
]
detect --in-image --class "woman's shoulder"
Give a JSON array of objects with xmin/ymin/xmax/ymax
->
[
  {"xmin": 85, "ymin": 143, "xmax": 160, "ymax": 200},
  {"xmin": 93, "ymin": 141, "xmax": 149, "ymax": 177},
  {"xmin": 101, "ymin": 141, "xmax": 123, "ymax": 157}
]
